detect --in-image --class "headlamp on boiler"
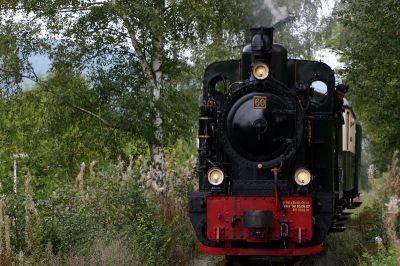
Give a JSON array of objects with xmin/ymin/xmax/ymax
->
[
  {"xmin": 252, "ymin": 62, "xmax": 269, "ymax": 80},
  {"xmin": 294, "ymin": 168, "xmax": 312, "ymax": 186},
  {"xmin": 207, "ymin": 167, "xmax": 225, "ymax": 186}
]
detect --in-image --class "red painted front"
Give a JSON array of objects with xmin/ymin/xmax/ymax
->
[
  {"xmin": 198, "ymin": 243, "xmax": 324, "ymax": 256},
  {"xmin": 207, "ymin": 196, "xmax": 312, "ymax": 244}
]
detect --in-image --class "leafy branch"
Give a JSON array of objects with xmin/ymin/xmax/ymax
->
[{"xmin": 0, "ymin": 66, "xmax": 136, "ymax": 135}]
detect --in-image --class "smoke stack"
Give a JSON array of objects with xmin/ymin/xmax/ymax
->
[{"xmin": 250, "ymin": 27, "xmax": 274, "ymax": 63}]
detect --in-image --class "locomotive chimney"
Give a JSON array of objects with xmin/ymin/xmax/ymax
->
[{"xmin": 250, "ymin": 27, "xmax": 274, "ymax": 63}]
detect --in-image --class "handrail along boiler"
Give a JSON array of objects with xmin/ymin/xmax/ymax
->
[{"xmin": 189, "ymin": 27, "xmax": 362, "ymax": 256}]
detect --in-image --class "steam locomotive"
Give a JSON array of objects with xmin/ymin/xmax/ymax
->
[{"xmin": 188, "ymin": 27, "xmax": 363, "ymax": 258}]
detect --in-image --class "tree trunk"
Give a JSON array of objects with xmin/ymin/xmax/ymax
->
[
  {"xmin": 117, "ymin": 1, "xmax": 168, "ymax": 195},
  {"xmin": 150, "ymin": 36, "xmax": 167, "ymax": 194}
]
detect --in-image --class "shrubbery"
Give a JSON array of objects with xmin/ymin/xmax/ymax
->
[
  {"xmin": 362, "ymin": 247, "xmax": 399, "ymax": 266},
  {"xmin": 0, "ymin": 156, "xmax": 197, "ymax": 266},
  {"xmin": 340, "ymin": 153, "xmax": 400, "ymax": 265}
]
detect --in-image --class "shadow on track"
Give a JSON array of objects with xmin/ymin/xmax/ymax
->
[{"xmin": 225, "ymin": 256, "xmax": 304, "ymax": 266}]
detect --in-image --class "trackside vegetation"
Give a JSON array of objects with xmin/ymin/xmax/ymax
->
[
  {"xmin": 303, "ymin": 152, "xmax": 400, "ymax": 265},
  {"xmin": 0, "ymin": 150, "xmax": 198, "ymax": 266}
]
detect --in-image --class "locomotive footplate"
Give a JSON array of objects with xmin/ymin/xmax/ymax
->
[{"xmin": 207, "ymin": 196, "xmax": 312, "ymax": 244}]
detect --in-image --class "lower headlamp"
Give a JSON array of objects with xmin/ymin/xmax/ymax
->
[{"xmin": 207, "ymin": 167, "xmax": 224, "ymax": 186}]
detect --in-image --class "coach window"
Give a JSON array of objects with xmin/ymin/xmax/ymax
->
[{"xmin": 342, "ymin": 109, "xmax": 356, "ymax": 153}]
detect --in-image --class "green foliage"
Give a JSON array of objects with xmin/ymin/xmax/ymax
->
[
  {"xmin": 0, "ymin": 75, "xmax": 142, "ymax": 179},
  {"xmin": 337, "ymin": 0, "xmax": 400, "ymax": 170},
  {"xmin": 1, "ymin": 161, "xmax": 195, "ymax": 265},
  {"xmin": 0, "ymin": 0, "xmax": 342, "ymax": 144},
  {"xmin": 362, "ymin": 247, "xmax": 399, "ymax": 266},
  {"xmin": 357, "ymin": 204, "xmax": 387, "ymax": 244},
  {"xmin": 5, "ymin": 192, "xmax": 27, "ymax": 252},
  {"xmin": 0, "ymin": 0, "xmax": 249, "ymax": 141},
  {"xmin": 39, "ymin": 173, "xmax": 146, "ymax": 254},
  {"xmin": 131, "ymin": 207, "xmax": 195, "ymax": 266}
]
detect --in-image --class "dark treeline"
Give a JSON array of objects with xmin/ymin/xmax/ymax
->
[{"xmin": 335, "ymin": 0, "xmax": 400, "ymax": 170}]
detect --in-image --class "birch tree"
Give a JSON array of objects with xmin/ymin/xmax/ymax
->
[{"xmin": 0, "ymin": 0, "xmax": 247, "ymax": 194}]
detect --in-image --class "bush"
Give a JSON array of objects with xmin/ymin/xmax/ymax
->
[
  {"xmin": 0, "ymin": 159, "xmax": 197, "ymax": 265},
  {"xmin": 362, "ymin": 247, "xmax": 399, "ymax": 266}
]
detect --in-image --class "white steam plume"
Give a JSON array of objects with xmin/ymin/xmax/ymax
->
[{"xmin": 262, "ymin": 0, "xmax": 288, "ymax": 25}]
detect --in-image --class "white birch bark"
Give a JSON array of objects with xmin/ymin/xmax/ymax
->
[
  {"xmin": 13, "ymin": 160, "xmax": 17, "ymax": 193},
  {"xmin": 149, "ymin": 34, "xmax": 167, "ymax": 194},
  {"xmin": 117, "ymin": 1, "xmax": 167, "ymax": 194}
]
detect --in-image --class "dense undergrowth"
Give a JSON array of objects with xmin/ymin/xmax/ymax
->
[
  {"xmin": 2, "ymin": 150, "xmax": 400, "ymax": 266},
  {"xmin": 0, "ymin": 148, "xmax": 198, "ymax": 266},
  {"xmin": 304, "ymin": 152, "xmax": 400, "ymax": 266}
]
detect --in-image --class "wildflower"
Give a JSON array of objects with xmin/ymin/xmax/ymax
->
[{"xmin": 385, "ymin": 196, "xmax": 400, "ymax": 214}]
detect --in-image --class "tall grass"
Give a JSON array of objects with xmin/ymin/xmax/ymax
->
[
  {"xmin": 0, "ymin": 154, "xmax": 198, "ymax": 265},
  {"xmin": 358, "ymin": 151, "xmax": 400, "ymax": 265},
  {"xmin": 0, "ymin": 197, "xmax": 12, "ymax": 265},
  {"xmin": 24, "ymin": 170, "xmax": 43, "ymax": 263}
]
